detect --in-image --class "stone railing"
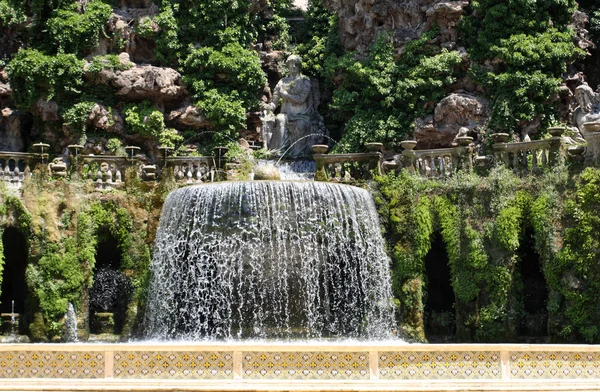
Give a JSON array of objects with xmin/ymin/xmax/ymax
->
[
  {"xmin": 79, "ymin": 156, "xmax": 141, "ymax": 189},
  {"xmin": 314, "ymin": 152, "xmax": 381, "ymax": 182},
  {"xmin": 163, "ymin": 156, "xmax": 217, "ymax": 184},
  {"xmin": 1, "ymin": 343, "xmax": 600, "ymax": 391},
  {"xmin": 493, "ymin": 138, "xmax": 561, "ymax": 175},
  {"xmin": 0, "ymin": 152, "xmax": 40, "ymax": 188}
]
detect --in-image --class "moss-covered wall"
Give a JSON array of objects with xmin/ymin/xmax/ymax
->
[
  {"xmin": 376, "ymin": 165, "xmax": 600, "ymax": 343},
  {"xmin": 0, "ymin": 169, "xmax": 172, "ymax": 341},
  {"xmin": 1, "ymin": 163, "xmax": 600, "ymax": 343}
]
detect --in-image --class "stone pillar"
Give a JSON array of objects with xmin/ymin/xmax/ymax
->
[
  {"xmin": 584, "ymin": 132, "xmax": 600, "ymax": 165},
  {"xmin": 548, "ymin": 136, "xmax": 563, "ymax": 166},
  {"xmin": 314, "ymin": 155, "xmax": 328, "ymax": 181}
]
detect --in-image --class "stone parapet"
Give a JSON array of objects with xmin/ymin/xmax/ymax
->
[{"xmin": 0, "ymin": 343, "xmax": 599, "ymax": 390}]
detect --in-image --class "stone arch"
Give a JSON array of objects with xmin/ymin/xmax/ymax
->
[
  {"xmin": 423, "ymin": 231, "xmax": 455, "ymax": 342},
  {"xmin": 0, "ymin": 227, "xmax": 28, "ymax": 314},
  {"xmin": 0, "ymin": 196, "xmax": 31, "ymax": 335},
  {"xmin": 86, "ymin": 202, "xmax": 134, "ymax": 336}
]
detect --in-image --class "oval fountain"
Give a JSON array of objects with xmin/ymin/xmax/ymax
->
[{"xmin": 144, "ymin": 181, "xmax": 395, "ymax": 341}]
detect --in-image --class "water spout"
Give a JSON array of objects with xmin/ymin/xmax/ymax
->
[
  {"xmin": 10, "ymin": 300, "xmax": 16, "ymax": 337},
  {"xmin": 63, "ymin": 303, "xmax": 78, "ymax": 342}
]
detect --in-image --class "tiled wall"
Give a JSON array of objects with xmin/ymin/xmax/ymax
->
[{"xmin": 0, "ymin": 345, "xmax": 598, "ymax": 382}]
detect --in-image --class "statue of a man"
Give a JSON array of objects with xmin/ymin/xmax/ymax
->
[{"xmin": 262, "ymin": 55, "xmax": 316, "ymax": 158}]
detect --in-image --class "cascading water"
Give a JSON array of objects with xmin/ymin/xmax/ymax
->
[{"xmin": 144, "ymin": 181, "xmax": 395, "ymax": 340}]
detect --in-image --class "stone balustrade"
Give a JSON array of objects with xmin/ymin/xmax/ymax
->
[
  {"xmin": 413, "ymin": 147, "xmax": 459, "ymax": 178},
  {"xmin": 80, "ymin": 156, "xmax": 140, "ymax": 189},
  {"xmin": 493, "ymin": 138, "xmax": 561, "ymax": 175},
  {"xmin": 0, "ymin": 133, "xmax": 574, "ymax": 191},
  {"xmin": 1, "ymin": 343, "xmax": 600, "ymax": 391},
  {"xmin": 164, "ymin": 156, "xmax": 217, "ymax": 184},
  {"xmin": 314, "ymin": 152, "xmax": 381, "ymax": 182},
  {"xmin": 0, "ymin": 152, "xmax": 39, "ymax": 188}
]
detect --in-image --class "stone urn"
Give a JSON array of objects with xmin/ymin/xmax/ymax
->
[
  {"xmin": 491, "ymin": 133, "xmax": 509, "ymax": 143},
  {"xmin": 365, "ymin": 142, "xmax": 383, "ymax": 152},
  {"xmin": 311, "ymin": 144, "xmax": 329, "ymax": 154},
  {"xmin": 583, "ymin": 122, "xmax": 600, "ymax": 133},
  {"xmin": 400, "ymin": 140, "xmax": 418, "ymax": 150},
  {"xmin": 567, "ymin": 145, "xmax": 585, "ymax": 163},
  {"xmin": 124, "ymin": 145, "xmax": 141, "ymax": 160},
  {"xmin": 49, "ymin": 158, "xmax": 67, "ymax": 178},
  {"xmin": 548, "ymin": 126, "xmax": 565, "ymax": 137},
  {"xmin": 455, "ymin": 136, "xmax": 473, "ymax": 146},
  {"xmin": 142, "ymin": 165, "xmax": 157, "ymax": 181}
]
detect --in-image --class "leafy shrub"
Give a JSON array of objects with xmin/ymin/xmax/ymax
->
[
  {"xmin": 7, "ymin": 48, "xmax": 84, "ymax": 111},
  {"xmin": 328, "ymin": 32, "xmax": 462, "ymax": 152},
  {"xmin": 461, "ymin": 0, "xmax": 583, "ymax": 134},
  {"xmin": 46, "ymin": 0, "xmax": 112, "ymax": 55}
]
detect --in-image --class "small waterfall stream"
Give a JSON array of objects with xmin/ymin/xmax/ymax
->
[{"xmin": 144, "ymin": 181, "xmax": 395, "ymax": 340}]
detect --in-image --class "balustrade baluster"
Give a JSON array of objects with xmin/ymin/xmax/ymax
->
[
  {"xmin": 196, "ymin": 165, "xmax": 202, "ymax": 183},
  {"xmin": 186, "ymin": 164, "xmax": 193, "ymax": 184},
  {"xmin": 439, "ymin": 157, "xmax": 446, "ymax": 177},
  {"xmin": 426, "ymin": 156, "xmax": 434, "ymax": 177},
  {"xmin": 106, "ymin": 169, "xmax": 113, "ymax": 184},
  {"xmin": 532, "ymin": 149, "xmax": 539, "ymax": 173},
  {"xmin": 542, "ymin": 149, "xmax": 548, "ymax": 168},
  {"xmin": 115, "ymin": 170, "xmax": 122, "ymax": 183},
  {"xmin": 512, "ymin": 151, "xmax": 519, "ymax": 174},
  {"xmin": 13, "ymin": 166, "xmax": 19, "ymax": 184}
]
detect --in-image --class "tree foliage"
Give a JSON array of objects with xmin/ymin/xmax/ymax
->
[{"xmin": 461, "ymin": 0, "xmax": 584, "ymax": 134}]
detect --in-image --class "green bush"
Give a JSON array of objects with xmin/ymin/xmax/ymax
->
[
  {"xmin": 46, "ymin": 0, "xmax": 112, "ymax": 55},
  {"xmin": 461, "ymin": 0, "xmax": 583, "ymax": 134},
  {"xmin": 329, "ymin": 31, "xmax": 462, "ymax": 152},
  {"xmin": 7, "ymin": 48, "xmax": 84, "ymax": 111}
]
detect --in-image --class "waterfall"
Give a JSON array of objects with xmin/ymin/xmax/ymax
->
[{"xmin": 144, "ymin": 181, "xmax": 395, "ymax": 340}]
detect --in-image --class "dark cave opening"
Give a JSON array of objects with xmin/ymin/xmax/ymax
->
[
  {"xmin": 517, "ymin": 227, "xmax": 548, "ymax": 338},
  {"xmin": 424, "ymin": 233, "xmax": 455, "ymax": 341},
  {"xmin": 0, "ymin": 227, "xmax": 27, "ymax": 314},
  {"xmin": 89, "ymin": 232, "xmax": 132, "ymax": 334}
]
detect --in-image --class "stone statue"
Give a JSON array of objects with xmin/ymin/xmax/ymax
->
[
  {"xmin": 574, "ymin": 83, "xmax": 600, "ymax": 135},
  {"xmin": 261, "ymin": 55, "xmax": 326, "ymax": 158}
]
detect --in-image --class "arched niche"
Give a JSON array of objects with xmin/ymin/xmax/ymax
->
[
  {"xmin": 89, "ymin": 229, "xmax": 132, "ymax": 335},
  {"xmin": 423, "ymin": 232, "xmax": 455, "ymax": 342},
  {"xmin": 0, "ymin": 227, "xmax": 28, "ymax": 314},
  {"xmin": 517, "ymin": 226, "xmax": 548, "ymax": 340}
]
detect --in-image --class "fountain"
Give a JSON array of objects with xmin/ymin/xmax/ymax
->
[
  {"xmin": 144, "ymin": 181, "xmax": 395, "ymax": 340},
  {"xmin": 63, "ymin": 303, "xmax": 78, "ymax": 342}
]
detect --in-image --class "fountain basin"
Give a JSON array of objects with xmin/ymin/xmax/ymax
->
[{"xmin": 0, "ymin": 343, "xmax": 599, "ymax": 391}]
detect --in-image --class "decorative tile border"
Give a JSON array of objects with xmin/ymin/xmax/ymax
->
[
  {"xmin": 0, "ymin": 345, "xmax": 598, "ymax": 383},
  {"xmin": 0, "ymin": 351, "xmax": 104, "ymax": 378},
  {"xmin": 113, "ymin": 351, "xmax": 234, "ymax": 379},
  {"xmin": 509, "ymin": 351, "xmax": 600, "ymax": 379},
  {"xmin": 242, "ymin": 351, "xmax": 370, "ymax": 380},
  {"xmin": 379, "ymin": 351, "xmax": 502, "ymax": 380}
]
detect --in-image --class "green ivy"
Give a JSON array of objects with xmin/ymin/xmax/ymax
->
[
  {"xmin": 6, "ymin": 48, "xmax": 84, "ymax": 112},
  {"xmin": 46, "ymin": 0, "xmax": 112, "ymax": 55},
  {"xmin": 461, "ymin": 0, "xmax": 584, "ymax": 134},
  {"xmin": 182, "ymin": 42, "xmax": 266, "ymax": 143},
  {"xmin": 328, "ymin": 31, "xmax": 462, "ymax": 152}
]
